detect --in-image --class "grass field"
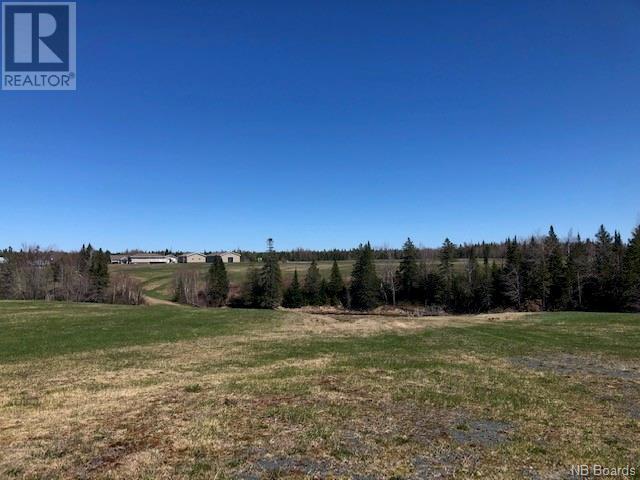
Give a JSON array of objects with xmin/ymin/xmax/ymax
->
[
  {"xmin": 111, "ymin": 259, "xmax": 479, "ymax": 301},
  {"xmin": 1, "ymin": 302, "xmax": 639, "ymax": 479}
]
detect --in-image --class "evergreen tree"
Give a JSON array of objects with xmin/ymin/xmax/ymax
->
[
  {"xmin": 439, "ymin": 238, "xmax": 456, "ymax": 308},
  {"xmin": 319, "ymin": 278, "xmax": 329, "ymax": 305},
  {"xmin": 350, "ymin": 242, "xmax": 381, "ymax": 310},
  {"xmin": 283, "ymin": 270, "xmax": 304, "ymax": 308},
  {"xmin": 88, "ymin": 248, "xmax": 109, "ymax": 302},
  {"xmin": 450, "ymin": 274, "xmax": 472, "ymax": 313},
  {"xmin": 258, "ymin": 250, "xmax": 283, "ymax": 308},
  {"xmin": 586, "ymin": 225, "xmax": 615, "ymax": 311},
  {"xmin": 397, "ymin": 237, "xmax": 420, "ymax": 302},
  {"xmin": 545, "ymin": 226, "xmax": 568, "ymax": 310},
  {"xmin": 477, "ymin": 242, "xmax": 492, "ymax": 311},
  {"xmin": 466, "ymin": 247, "xmax": 483, "ymax": 311},
  {"xmin": 77, "ymin": 244, "xmax": 91, "ymax": 276},
  {"xmin": 243, "ymin": 267, "xmax": 262, "ymax": 308},
  {"xmin": 623, "ymin": 225, "xmax": 640, "ymax": 311},
  {"xmin": 422, "ymin": 270, "xmax": 444, "ymax": 307},
  {"xmin": 303, "ymin": 260, "xmax": 322, "ymax": 305},
  {"xmin": 327, "ymin": 260, "xmax": 346, "ymax": 306},
  {"xmin": 206, "ymin": 256, "xmax": 229, "ymax": 307},
  {"xmin": 482, "ymin": 241, "xmax": 490, "ymax": 267},
  {"xmin": 612, "ymin": 231, "xmax": 626, "ymax": 310}
]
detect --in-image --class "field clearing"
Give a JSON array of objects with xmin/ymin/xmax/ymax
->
[
  {"xmin": 111, "ymin": 259, "xmax": 484, "ymax": 301},
  {"xmin": 1, "ymin": 302, "xmax": 639, "ymax": 479}
]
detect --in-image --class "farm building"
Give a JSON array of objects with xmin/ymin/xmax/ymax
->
[
  {"xmin": 129, "ymin": 254, "xmax": 177, "ymax": 264},
  {"xmin": 110, "ymin": 255, "xmax": 128, "ymax": 264},
  {"xmin": 178, "ymin": 253, "xmax": 206, "ymax": 263},
  {"xmin": 206, "ymin": 252, "xmax": 241, "ymax": 264},
  {"xmin": 112, "ymin": 254, "xmax": 177, "ymax": 265}
]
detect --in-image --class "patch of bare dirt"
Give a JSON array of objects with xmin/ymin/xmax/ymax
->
[
  {"xmin": 510, "ymin": 354, "xmax": 640, "ymax": 381},
  {"xmin": 278, "ymin": 311, "xmax": 531, "ymax": 337},
  {"xmin": 448, "ymin": 418, "xmax": 513, "ymax": 447},
  {"xmin": 236, "ymin": 454, "xmax": 379, "ymax": 480}
]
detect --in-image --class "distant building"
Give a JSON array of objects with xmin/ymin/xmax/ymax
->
[
  {"xmin": 206, "ymin": 252, "xmax": 241, "ymax": 264},
  {"xmin": 177, "ymin": 253, "xmax": 206, "ymax": 263},
  {"xmin": 110, "ymin": 255, "xmax": 128, "ymax": 264},
  {"xmin": 0, "ymin": 256, "xmax": 6, "ymax": 264},
  {"xmin": 111, "ymin": 254, "xmax": 177, "ymax": 265}
]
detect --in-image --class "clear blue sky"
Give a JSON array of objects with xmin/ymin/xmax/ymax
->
[{"xmin": 1, "ymin": 0, "xmax": 639, "ymax": 252}]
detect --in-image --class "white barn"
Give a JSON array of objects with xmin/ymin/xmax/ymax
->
[{"xmin": 112, "ymin": 254, "xmax": 177, "ymax": 264}]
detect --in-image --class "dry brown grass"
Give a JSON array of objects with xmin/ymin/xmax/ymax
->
[{"xmin": 280, "ymin": 311, "xmax": 530, "ymax": 337}]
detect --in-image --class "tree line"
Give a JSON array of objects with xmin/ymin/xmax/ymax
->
[
  {"xmin": 0, "ymin": 244, "xmax": 144, "ymax": 304},
  {"xmin": 236, "ymin": 243, "xmax": 508, "ymax": 263},
  {"xmin": 173, "ymin": 223, "xmax": 640, "ymax": 313},
  {"xmin": 3, "ymin": 222, "xmax": 639, "ymax": 313}
]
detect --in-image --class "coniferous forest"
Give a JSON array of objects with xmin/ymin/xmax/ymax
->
[{"xmin": 178, "ymin": 223, "xmax": 640, "ymax": 313}]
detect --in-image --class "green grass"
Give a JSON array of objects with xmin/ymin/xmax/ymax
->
[
  {"xmin": 241, "ymin": 312, "xmax": 640, "ymax": 369},
  {"xmin": 0, "ymin": 301, "xmax": 282, "ymax": 363}
]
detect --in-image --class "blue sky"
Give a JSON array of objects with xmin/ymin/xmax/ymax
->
[{"xmin": 1, "ymin": 0, "xmax": 639, "ymax": 252}]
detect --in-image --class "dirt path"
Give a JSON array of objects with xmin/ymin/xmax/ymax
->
[{"xmin": 142, "ymin": 295, "xmax": 180, "ymax": 306}]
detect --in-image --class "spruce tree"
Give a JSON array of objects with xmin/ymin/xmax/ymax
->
[
  {"xmin": 258, "ymin": 250, "xmax": 283, "ymax": 308},
  {"xmin": 478, "ymin": 242, "xmax": 492, "ymax": 311},
  {"xmin": 623, "ymin": 225, "xmax": 640, "ymax": 311},
  {"xmin": 78, "ymin": 244, "xmax": 91, "ymax": 276},
  {"xmin": 319, "ymin": 278, "xmax": 329, "ymax": 305},
  {"xmin": 439, "ymin": 238, "xmax": 456, "ymax": 308},
  {"xmin": 587, "ymin": 225, "xmax": 615, "ymax": 311},
  {"xmin": 466, "ymin": 247, "xmax": 482, "ymax": 311},
  {"xmin": 544, "ymin": 226, "xmax": 568, "ymax": 310},
  {"xmin": 327, "ymin": 260, "xmax": 346, "ymax": 306},
  {"xmin": 283, "ymin": 270, "xmax": 304, "ymax": 308},
  {"xmin": 206, "ymin": 256, "xmax": 229, "ymax": 307},
  {"xmin": 243, "ymin": 267, "xmax": 262, "ymax": 307},
  {"xmin": 350, "ymin": 242, "xmax": 381, "ymax": 311},
  {"xmin": 422, "ymin": 271, "xmax": 444, "ymax": 307},
  {"xmin": 397, "ymin": 237, "xmax": 420, "ymax": 302},
  {"xmin": 88, "ymin": 248, "xmax": 109, "ymax": 302},
  {"xmin": 612, "ymin": 231, "xmax": 626, "ymax": 310},
  {"xmin": 303, "ymin": 260, "xmax": 322, "ymax": 305}
]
